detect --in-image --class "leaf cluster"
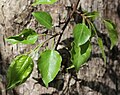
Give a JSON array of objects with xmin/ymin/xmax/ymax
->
[{"xmin": 6, "ymin": 0, "xmax": 118, "ymax": 89}]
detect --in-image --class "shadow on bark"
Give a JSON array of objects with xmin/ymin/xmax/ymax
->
[
  {"xmin": 55, "ymin": 36, "xmax": 120, "ymax": 95},
  {"xmin": 2, "ymin": 35, "xmax": 120, "ymax": 95},
  {"xmin": 33, "ymin": 36, "xmax": 120, "ymax": 95}
]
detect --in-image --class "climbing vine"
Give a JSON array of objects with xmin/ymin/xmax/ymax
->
[{"xmin": 6, "ymin": 0, "xmax": 118, "ymax": 89}]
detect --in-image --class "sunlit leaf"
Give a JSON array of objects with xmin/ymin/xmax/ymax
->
[
  {"xmin": 7, "ymin": 55, "xmax": 34, "ymax": 89},
  {"xmin": 32, "ymin": 0, "xmax": 58, "ymax": 6},
  {"xmin": 38, "ymin": 50, "xmax": 62, "ymax": 87},
  {"xmin": 32, "ymin": 11, "xmax": 52, "ymax": 29},
  {"xmin": 6, "ymin": 29, "xmax": 38, "ymax": 44},
  {"xmin": 73, "ymin": 23, "xmax": 91, "ymax": 46},
  {"xmin": 97, "ymin": 37, "xmax": 106, "ymax": 63},
  {"xmin": 104, "ymin": 20, "xmax": 118, "ymax": 49},
  {"xmin": 71, "ymin": 41, "xmax": 91, "ymax": 71}
]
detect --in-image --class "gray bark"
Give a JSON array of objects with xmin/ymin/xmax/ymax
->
[{"xmin": 0, "ymin": 0, "xmax": 120, "ymax": 95}]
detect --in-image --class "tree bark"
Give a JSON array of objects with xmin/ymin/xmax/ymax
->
[{"xmin": 0, "ymin": 0, "xmax": 120, "ymax": 95}]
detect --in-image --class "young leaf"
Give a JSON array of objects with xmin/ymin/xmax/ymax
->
[
  {"xmin": 7, "ymin": 55, "xmax": 34, "ymax": 89},
  {"xmin": 85, "ymin": 11, "xmax": 99, "ymax": 20},
  {"xmin": 6, "ymin": 29, "xmax": 38, "ymax": 44},
  {"xmin": 32, "ymin": 0, "xmax": 58, "ymax": 6},
  {"xmin": 32, "ymin": 12, "xmax": 53, "ymax": 29},
  {"xmin": 37, "ymin": 50, "xmax": 62, "ymax": 87},
  {"xmin": 73, "ymin": 23, "xmax": 91, "ymax": 46},
  {"xmin": 71, "ymin": 41, "xmax": 91, "ymax": 71},
  {"xmin": 104, "ymin": 20, "xmax": 118, "ymax": 49},
  {"xmin": 97, "ymin": 37, "xmax": 106, "ymax": 63}
]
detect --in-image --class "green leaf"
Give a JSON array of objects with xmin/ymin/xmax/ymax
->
[
  {"xmin": 71, "ymin": 41, "xmax": 91, "ymax": 71},
  {"xmin": 104, "ymin": 20, "xmax": 118, "ymax": 49},
  {"xmin": 7, "ymin": 55, "xmax": 34, "ymax": 89},
  {"xmin": 32, "ymin": 0, "xmax": 58, "ymax": 6},
  {"xmin": 6, "ymin": 29, "xmax": 38, "ymax": 44},
  {"xmin": 32, "ymin": 12, "xmax": 52, "ymax": 29},
  {"xmin": 85, "ymin": 11, "xmax": 99, "ymax": 20},
  {"xmin": 38, "ymin": 50, "xmax": 62, "ymax": 87},
  {"xmin": 73, "ymin": 23, "xmax": 91, "ymax": 46},
  {"xmin": 71, "ymin": 42, "xmax": 81, "ymax": 71},
  {"xmin": 97, "ymin": 37, "xmax": 106, "ymax": 63},
  {"xmin": 5, "ymin": 36, "xmax": 22, "ymax": 44}
]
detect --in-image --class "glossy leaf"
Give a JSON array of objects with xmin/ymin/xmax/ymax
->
[
  {"xmin": 71, "ymin": 41, "xmax": 91, "ymax": 71},
  {"xmin": 6, "ymin": 29, "xmax": 38, "ymax": 44},
  {"xmin": 38, "ymin": 50, "xmax": 62, "ymax": 87},
  {"xmin": 32, "ymin": 0, "xmax": 58, "ymax": 6},
  {"xmin": 7, "ymin": 55, "xmax": 34, "ymax": 89},
  {"xmin": 71, "ymin": 42, "xmax": 81, "ymax": 71},
  {"xmin": 73, "ymin": 23, "xmax": 91, "ymax": 46},
  {"xmin": 32, "ymin": 12, "xmax": 52, "ymax": 29},
  {"xmin": 104, "ymin": 20, "xmax": 118, "ymax": 49},
  {"xmin": 97, "ymin": 37, "xmax": 106, "ymax": 63}
]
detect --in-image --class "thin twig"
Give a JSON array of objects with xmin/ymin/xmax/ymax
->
[
  {"xmin": 27, "ymin": 33, "xmax": 59, "ymax": 55},
  {"xmin": 55, "ymin": 0, "xmax": 81, "ymax": 50}
]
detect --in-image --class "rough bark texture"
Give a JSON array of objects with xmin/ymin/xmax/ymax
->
[{"xmin": 0, "ymin": 0, "xmax": 120, "ymax": 95}]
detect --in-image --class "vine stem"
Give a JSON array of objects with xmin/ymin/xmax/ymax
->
[{"xmin": 55, "ymin": 0, "xmax": 81, "ymax": 50}]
